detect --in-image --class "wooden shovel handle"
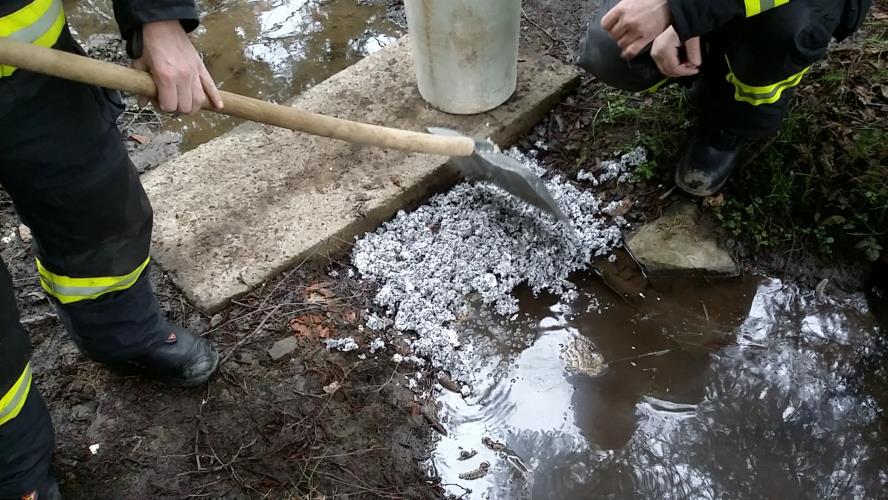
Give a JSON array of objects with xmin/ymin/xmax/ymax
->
[{"xmin": 0, "ymin": 37, "xmax": 476, "ymax": 157}]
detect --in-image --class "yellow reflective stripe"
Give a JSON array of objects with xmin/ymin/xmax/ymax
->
[
  {"xmin": 36, "ymin": 257, "xmax": 151, "ymax": 304},
  {"xmin": 0, "ymin": 0, "xmax": 65, "ymax": 77},
  {"xmin": 29, "ymin": 0, "xmax": 64, "ymax": 47},
  {"xmin": 642, "ymin": 77, "xmax": 670, "ymax": 94},
  {"xmin": 725, "ymin": 57, "xmax": 810, "ymax": 106},
  {"xmin": 0, "ymin": 363, "xmax": 32, "ymax": 426},
  {"xmin": 0, "ymin": 0, "xmax": 56, "ymax": 35},
  {"xmin": 744, "ymin": 0, "xmax": 761, "ymax": 17},
  {"xmin": 744, "ymin": 0, "xmax": 788, "ymax": 17}
]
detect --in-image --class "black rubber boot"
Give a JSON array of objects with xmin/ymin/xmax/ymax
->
[
  {"xmin": 681, "ymin": 78, "xmax": 704, "ymax": 108},
  {"xmin": 675, "ymin": 126, "xmax": 746, "ymax": 197},
  {"xmin": 130, "ymin": 325, "xmax": 219, "ymax": 387},
  {"xmin": 16, "ymin": 472, "xmax": 61, "ymax": 500},
  {"xmin": 34, "ymin": 473, "xmax": 61, "ymax": 500}
]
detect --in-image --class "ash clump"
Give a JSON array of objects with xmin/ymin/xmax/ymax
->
[
  {"xmin": 577, "ymin": 146, "xmax": 647, "ymax": 185},
  {"xmin": 353, "ymin": 148, "xmax": 627, "ymax": 381}
]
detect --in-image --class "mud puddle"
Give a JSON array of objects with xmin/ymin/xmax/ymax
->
[
  {"xmin": 66, "ymin": 0, "xmax": 400, "ymax": 149},
  {"xmin": 434, "ymin": 275, "xmax": 887, "ymax": 498}
]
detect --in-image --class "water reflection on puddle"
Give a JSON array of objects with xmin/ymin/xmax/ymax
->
[
  {"xmin": 435, "ymin": 275, "xmax": 886, "ymax": 498},
  {"xmin": 66, "ymin": 0, "xmax": 400, "ymax": 148}
]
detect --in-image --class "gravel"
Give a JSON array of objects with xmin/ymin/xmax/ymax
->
[{"xmin": 352, "ymin": 147, "xmax": 636, "ymax": 382}]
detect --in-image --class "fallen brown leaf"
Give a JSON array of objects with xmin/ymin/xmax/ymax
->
[
  {"xmin": 304, "ymin": 282, "xmax": 335, "ymax": 296},
  {"xmin": 289, "ymin": 314, "xmax": 332, "ymax": 338},
  {"xmin": 316, "ymin": 324, "xmax": 332, "ymax": 338},
  {"xmin": 303, "ymin": 282, "xmax": 335, "ymax": 304},
  {"xmin": 129, "ymin": 133, "xmax": 151, "ymax": 145}
]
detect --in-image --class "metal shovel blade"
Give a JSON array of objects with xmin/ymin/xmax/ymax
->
[{"xmin": 427, "ymin": 127, "xmax": 570, "ymax": 224}]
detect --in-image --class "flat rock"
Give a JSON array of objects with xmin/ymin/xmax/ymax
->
[
  {"xmin": 142, "ymin": 37, "xmax": 580, "ymax": 312},
  {"xmin": 268, "ymin": 337, "xmax": 298, "ymax": 361},
  {"xmin": 626, "ymin": 202, "xmax": 738, "ymax": 276}
]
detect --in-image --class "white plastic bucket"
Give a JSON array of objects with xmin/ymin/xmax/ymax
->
[{"xmin": 404, "ymin": 0, "xmax": 520, "ymax": 115}]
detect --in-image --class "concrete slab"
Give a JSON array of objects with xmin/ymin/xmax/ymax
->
[{"xmin": 142, "ymin": 37, "xmax": 580, "ymax": 313}]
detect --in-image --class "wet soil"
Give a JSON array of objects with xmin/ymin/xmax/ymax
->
[{"xmin": 3, "ymin": 198, "xmax": 442, "ymax": 497}]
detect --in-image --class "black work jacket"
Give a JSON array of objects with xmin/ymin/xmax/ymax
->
[{"xmin": 669, "ymin": 0, "xmax": 871, "ymax": 41}]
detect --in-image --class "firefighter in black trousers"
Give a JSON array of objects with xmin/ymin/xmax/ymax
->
[
  {"xmin": 0, "ymin": 1, "xmax": 224, "ymax": 498},
  {"xmin": 579, "ymin": 0, "xmax": 871, "ymax": 196}
]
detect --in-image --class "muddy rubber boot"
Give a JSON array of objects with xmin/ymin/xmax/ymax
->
[
  {"xmin": 675, "ymin": 126, "xmax": 746, "ymax": 197},
  {"xmin": 130, "ymin": 325, "xmax": 220, "ymax": 387}
]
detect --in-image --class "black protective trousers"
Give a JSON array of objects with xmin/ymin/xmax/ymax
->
[
  {"xmin": 0, "ymin": 27, "xmax": 169, "ymax": 497},
  {"xmin": 579, "ymin": 0, "xmax": 846, "ymax": 138}
]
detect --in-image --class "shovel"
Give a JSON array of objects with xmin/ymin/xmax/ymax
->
[{"xmin": 0, "ymin": 37, "xmax": 569, "ymax": 224}]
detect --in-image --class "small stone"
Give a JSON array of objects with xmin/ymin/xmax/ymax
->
[
  {"xmin": 71, "ymin": 404, "xmax": 93, "ymax": 422},
  {"xmin": 268, "ymin": 337, "xmax": 298, "ymax": 361},
  {"xmin": 18, "ymin": 224, "xmax": 31, "ymax": 243},
  {"xmin": 436, "ymin": 371, "xmax": 461, "ymax": 394},
  {"xmin": 209, "ymin": 313, "xmax": 224, "ymax": 327},
  {"xmin": 236, "ymin": 351, "xmax": 256, "ymax": 365}
]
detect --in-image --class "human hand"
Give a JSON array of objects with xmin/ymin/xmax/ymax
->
[
  {"xmin": 600, "ymin": 0, "xmax": 671, "ymax": 59},
  {"xmin": 133, "ymin": 20, "xmax": 223, "ymax": 114},
  {"xmin": 651, "ymin": 27, "xmax": 701, "ymax": 77}
]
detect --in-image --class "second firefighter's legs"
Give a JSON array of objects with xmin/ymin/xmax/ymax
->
[
  {"xmin": 676, "ymin": 2, "xmax": 842, "ymax": 195},
  {"xmin": 578, "ymin": 1, "xmax": 843, "ymax": 196}
]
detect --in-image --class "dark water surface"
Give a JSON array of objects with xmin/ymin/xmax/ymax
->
[{"xmin": 435, "ymin": 275, "xmax": 888, "ymax": 499}]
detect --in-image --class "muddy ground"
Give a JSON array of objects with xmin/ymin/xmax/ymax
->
[
  {"xmin": 3, "ymin": 196, "xmax": 443, "ymax": 498},
  {"xmin": 2, "ymin": 0, "xmax": 883, "ymax": 498}
]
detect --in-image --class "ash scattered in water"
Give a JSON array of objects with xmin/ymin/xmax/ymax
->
[{"xmin": 353, "ymin": 148, "xmax": 633, "ymax": 381}]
